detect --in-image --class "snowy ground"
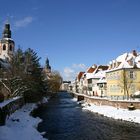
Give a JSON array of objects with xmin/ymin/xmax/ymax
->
[
  {"xmin": 82, "ymin": 101, "xmax": 140, "ymax": 124},
  {"xmin": 0, "ymin": 98, "xmax": 48, "ymax": 140}
]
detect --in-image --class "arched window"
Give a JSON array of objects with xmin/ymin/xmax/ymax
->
[
  {"xmin": 9, "ymin": 45, "xmax": 12, "ymax": 51},
  {"xmin": 3, "ymin": 44, "xmax": 6, "ymax": 50}
]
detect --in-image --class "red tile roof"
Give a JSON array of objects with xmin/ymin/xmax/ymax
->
[{"xmin": 77, "ymin": 72, "xmax": 85, "ymax": 81}]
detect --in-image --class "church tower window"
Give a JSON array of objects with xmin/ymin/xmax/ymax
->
[
  {"xmin": 9, "ymin": 45, "xmax": 12, "ymax": 51},
  {"xmin": 3, "ymin": 44, "xmax": 6, "ymax": 50}
]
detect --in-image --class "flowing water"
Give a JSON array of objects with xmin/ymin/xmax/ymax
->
[{"xmin": 37, "ymin": 92, "xmax": 140, "ymax": 140}]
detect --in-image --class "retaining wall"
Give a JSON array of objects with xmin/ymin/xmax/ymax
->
[
  {"xmin": 0, "ymin": 97, "xmax": 24, "ymax": 126},
  {"xmin": 71, "ymin": 92, "xmax": 140, "ymax": 109},
  {"xmin": 84, "ymin": 96, "xmax": 140, "ymax": 109}
]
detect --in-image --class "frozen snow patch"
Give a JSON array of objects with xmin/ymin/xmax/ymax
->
[{"xmin": 0, "ymin": 103, "xmax": 48, "ymax": 140}]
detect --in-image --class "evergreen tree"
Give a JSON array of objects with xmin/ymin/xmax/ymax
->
[
  {"xmin": 0, "ymin": 47, "xmax": 45, "ymax": 102},
  {"xmin": 23, "ymin": 48, "xmax": 44, "ymax": 102}
]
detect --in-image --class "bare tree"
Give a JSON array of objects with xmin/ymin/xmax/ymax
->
[
  {"xmin": 0, "ymin": 48, "xmax": 28, "ymax": 98},
  {"xmin": 118, "ymin": 69, "xmax": 133, "ymax": 100},
  {"xmin": 47, "ymin": 71, "xmax": 62, "ymax": 93}
]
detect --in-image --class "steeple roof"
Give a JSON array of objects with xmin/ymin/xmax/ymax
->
[
  {"xmin": 46, "ymin": 58, "xmax": 51, "ymax": 70},
  {"xmin": 2, "ymin": 23, "xmax": 11, "ymax": 38}
]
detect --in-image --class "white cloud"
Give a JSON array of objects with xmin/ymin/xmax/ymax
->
[
  {"xmin": 63, "ymin": 67, "xmax": 75, "ymax": 80},
  {"xmin": 62, "ymin": 63, "xmax": 87, "ymax": 81},
  {"xmin": 72, "ymin": 63, "xmax": 86, "ymax": 69},
  {"xmin": 14, "ymin": 16, "xmax": 34, "ymax": 28}
]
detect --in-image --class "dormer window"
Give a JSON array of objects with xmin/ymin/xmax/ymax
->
[
  {"xmin": 128, "ymin": 60, "xmax": 133, "ymax": 66},
  {"xmin": 3, "ymin": 44, "xmax": 6, "ymax": 50}
]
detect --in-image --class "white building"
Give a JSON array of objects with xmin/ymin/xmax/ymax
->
[{"xmin": 86, "ymin": 65, "xmax": 108, "ymax": 96}]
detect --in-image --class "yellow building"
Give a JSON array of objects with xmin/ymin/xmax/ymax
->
[{"xmin": 106, "ymin": 50, "xmax": 140, "ymax": 100}]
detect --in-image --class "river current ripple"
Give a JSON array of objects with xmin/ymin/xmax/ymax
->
[{"xmin": 37, "ymin": 92, "xmax": 140, "ymax": 140}]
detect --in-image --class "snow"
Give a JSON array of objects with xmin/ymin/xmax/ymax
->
[
  {"xmin": 116, "ymin": 53, "xmax": 127, "ymax": 62},
  {"xmin": 0, "ymin": 96, "xmax": 21, "ymax": 108},
  {"xmin": 38, "ymin": 97, "xmax": 49, "ymax": 104},
  {"xmin": 86, "ymin": 69, "xmax": 106, "ymax": 79},
  {"xmin": 132, "ymin": 91, "xmax": 140, "ymax": 96},
  {"xmin": 135, "ymin": 55, "xmax": 140, "ymax": 63},
  {"xmin": 126, "ymin": 53, "xmax": 135, "ymax": 61},
  {"xmin": 86, "ymin": 73, "xmax": 94, "ymax": 79},
  {"xmin": 97, "ymin": 77, "xmax": 106, "ymax": 84},
  {"xmin": 0, "ymin": 103, "xmax": 48, "ymax": 140},
  {"xmin": 3, "ymin": 38, "xmax": 14, "ymax": 41},
  {"xmin": 107, "ymin": 52, "xmax": 140, "ymax": 72},
  {"xmin": 117, "ymin": 60, "xmax": 133, "ymax": 69},
  {"xmin": 82, "ymin": 102, "xmax": 140, "ymax": 124},
  {"xmin": 93, "ymin": 70, "xmax": 106, "ymax": 78}
]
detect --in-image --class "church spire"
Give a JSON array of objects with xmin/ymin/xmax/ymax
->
[
  {"xmin": 45, "ymin": 57, "xmax": 51, "ymax": 73},
  {"xmin": 46, "ymin": 58, "xmax": 51, "ymax": 69}
]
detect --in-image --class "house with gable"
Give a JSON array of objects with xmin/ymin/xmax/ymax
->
[
  {"xmin": 86, "ymin": 65, "xmax": 108, "ymax": 96},
  {"xmin": 74, "ymin": 71, "xmax": 85, "ymax": 93},
  {"xmin": 106, "ymin": 50, "xmax": 140, "ymax": 100},
  {"xmin": 77, "ymin": 71, "xmax": 85, "ymax": 94}
]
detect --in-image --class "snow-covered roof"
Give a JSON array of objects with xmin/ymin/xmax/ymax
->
[
  {"xmin": 126, "ymin": 53, "xmax": 135, "ymax": 61},
  {"xmin": 116, "ymin": 53, "xmax": 127, "ymax": 62},
  {"xmin": 117, "ymin": 60, "xmax": 133, "ymax": 69},
  {"xmin": 86, "ymin": 73, "xmax": 94, "ymax": 79},
  {"xmin": 1, "ymin": 38, "xmax": 14, "ymax": 41},
  {"xmin": 86, "ymin": 67, "xmax": 107, "ymax": 79},
  {"xmin": 93, "ymin": 70, "xmax": 106, "ymax": 78},
  {"xmin": 108, "ymin": 50, "xmax": 140, "ymax": 72},
  {"xmin": 135, "ymin": 55, "xmax": 140, "ymax": 63}
]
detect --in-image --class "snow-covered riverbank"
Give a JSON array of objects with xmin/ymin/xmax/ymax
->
[
  {"xmin": 0, "ymin": 101, "xmax": 48, "ymax": 140},
  {"xmin": 82, "ymin": 102, "xmax": 140, "ymax": 124}
]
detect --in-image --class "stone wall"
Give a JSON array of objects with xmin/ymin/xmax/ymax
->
[
  {"xmin": 71, "ymin": 92, "xmax": 140, "ymax": 109},
  {"xmin": 84, "ymin": 96, "xmax": 140, "ymax": 109},
  {"xmin": 0, "ymin": 97, "xmax": 24, "ymax": 126}
]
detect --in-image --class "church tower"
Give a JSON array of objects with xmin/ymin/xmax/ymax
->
[
  {"xmin": 0, "ymin": 22, "xmax": 15, "ymax": 60},
  {"xmin": 45, "ymin": 58, "xmax": 51, "ymax": 73}
]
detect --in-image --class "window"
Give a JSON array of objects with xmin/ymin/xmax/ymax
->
[
  {"xmin": 131, "ymin": 85, "xmax": 135, "ymax": 94},
  {"xmin": 88, "ymin": 87, "xmax": 92, "ymax": 91},
  {"xmin": 130, "ymin": 71, "xmax": 135, "ymax": 79},
  {"xmin": 3, "ymin": 44, "xmax": 6, "ymax": 50},
  {"xmin": 88, "ymin": 79, "xmax": 92, "ymax": 84},
  {"xmin": 9, "ymin": 45, "xmax": 12, "ymax": 51}
]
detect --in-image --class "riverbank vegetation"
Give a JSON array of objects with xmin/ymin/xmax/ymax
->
[{"xmin": 0, "ymin": 47, "xmax": 62, "ymax": 103}]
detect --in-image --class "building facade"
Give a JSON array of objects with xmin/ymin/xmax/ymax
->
[{"xmin": 106, "ymin": 50, "xmax": 140, "ymax": 100}]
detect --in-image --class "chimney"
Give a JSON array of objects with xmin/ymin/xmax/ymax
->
[
  {"xmin": 132, "ymin": 50, "xmax": 137, "ymax": 56},
  {"xmin": 93, "ymin": 64, "xmax": 97, "ymax": 68}
]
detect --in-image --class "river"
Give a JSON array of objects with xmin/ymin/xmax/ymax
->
[{"xmin": 37, "ymin": 92, "xmax": 140, "ymax": 140}]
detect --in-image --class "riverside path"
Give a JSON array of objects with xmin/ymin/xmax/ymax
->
[{"xmin": 37, "ymin": 92, "xmax": 140, "ymax": 140}]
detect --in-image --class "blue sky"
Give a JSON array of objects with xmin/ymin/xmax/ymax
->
[{"xmin": 0, "ymin": 0, "xmax": 140, "ymax": 81}]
